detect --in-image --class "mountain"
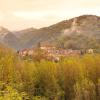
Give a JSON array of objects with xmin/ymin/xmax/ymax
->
[
  {"xmin": 14, "ymin": 28, "xmax": 37, "ymax": 47},
  {"xmin": 53, "ymin": 15, "xmax": 100, "ymax": 51},
  {"xmin": 0, "ymin": 15, "xmax": 100, "ymax": 52},
  {"xmin": 16, "ymin": 15, "xmax": 100, "ymax": 52},
  {"xmin": 0, "ymin": 27, "xmax": 21, "ymax": 50}
]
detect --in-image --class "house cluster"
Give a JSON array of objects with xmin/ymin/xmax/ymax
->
[
  {"xmin": 39, "ymin": 42, "xmax": 81, "ymax": 56},
  {"xmin": 17, "ymin": 42, "xmax": 94, "ymax": 61},
  {"xmin": 17, "ymin": 48, "xmax": 35, "ymax": 57}
]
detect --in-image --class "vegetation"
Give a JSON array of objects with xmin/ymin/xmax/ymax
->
[
  {"xmin": 55, "ymin": 34, "xmax": 100, "ymax": 52},
  {"xmin": 0, "ymin": 46, "xmax": 100, "ymax": 100}
]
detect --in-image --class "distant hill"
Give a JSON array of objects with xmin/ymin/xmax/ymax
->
[
  {"xmin": 0, "ymin": 15, "xmax": 100, "ymax": 52},
  {"xmin": 0, "ymin": 27, "xmax": 21, "ymax": 50},
  {"xmin": 14, "ymin": 28, "xmax": 38, "ymax": 48}
]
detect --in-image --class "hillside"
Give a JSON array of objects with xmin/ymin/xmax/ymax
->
[
  {"xmin": 0, "ymin": 15, "xmax": 100, "ymax": 51},
  {"xmin": 17, "ymin": 15, "xmax": 100, "ymax": 51},
  {"xmin": 0, "ymin": 27, "xmax": 22, "ymax": 50}
]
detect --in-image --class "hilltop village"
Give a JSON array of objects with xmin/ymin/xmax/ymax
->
[{"xmin": 17, "ymin": 42, "xmax": 94, "ymax": 62}]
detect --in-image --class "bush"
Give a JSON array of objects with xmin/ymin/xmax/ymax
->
[{"xmin": 0, "ymin": 47, "xmax": 100, "ymax": 100}]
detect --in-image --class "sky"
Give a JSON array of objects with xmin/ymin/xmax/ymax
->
[{"xmin": 0, "ymin": 0, "xmax": 100, "ymax": 30}]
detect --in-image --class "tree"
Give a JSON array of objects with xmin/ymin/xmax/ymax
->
[{"xmin": 74, "ymin": 78, "xmax": 96, "ymax": 100}]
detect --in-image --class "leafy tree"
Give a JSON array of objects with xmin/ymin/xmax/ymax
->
[{"xmin": 74, "ymin": 79, "xmax": 96, "ymax": 100}]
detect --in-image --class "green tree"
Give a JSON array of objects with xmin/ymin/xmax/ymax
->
[{"xmin": 74, "ymin": 79, "xmax": 96, "ymax": 100}]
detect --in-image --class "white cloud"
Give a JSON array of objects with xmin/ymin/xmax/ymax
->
[
  {"xmin": 13, "ymin": 7, "xmax": 100, "ymax": 21},
  {"xmin": 13, "ymin": 11, "xmax": 49, "ymax": 20},
  {"xmin": 0, "ymin": 0, "xmax": 100, "ymax": 30}
]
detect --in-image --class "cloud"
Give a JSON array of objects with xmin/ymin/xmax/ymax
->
[
  {"xmin": 0, "ymin": 0, "xmax": 100, "ymax": 30},
  {"xmin": 13, "ymin": 11, "xmax": 48, "ymax": 20}
]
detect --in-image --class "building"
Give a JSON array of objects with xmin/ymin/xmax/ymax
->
[
  {"xmin": 87, "ymin": 49, "xmax": 94, "ymax": 54},
  {"xmin": 18, "ymin": 48, "xmax": 35, "ymax": 57},
  {"xmin": 39, "ymin": 42, "xmax": 56, "ymax": 50},
  {"xmin": 17, "ymin": 42, "xmax": 94, "ymax": 62}
]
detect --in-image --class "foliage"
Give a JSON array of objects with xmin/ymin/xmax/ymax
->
[{"xmin": 0, "ymin": 47, "xmax": 100, "ymax": 100}]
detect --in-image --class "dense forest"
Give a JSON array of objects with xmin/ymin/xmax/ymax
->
[{"xmin": 0, "ymin": 46, "xmax": 100, "ymax": 100}]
